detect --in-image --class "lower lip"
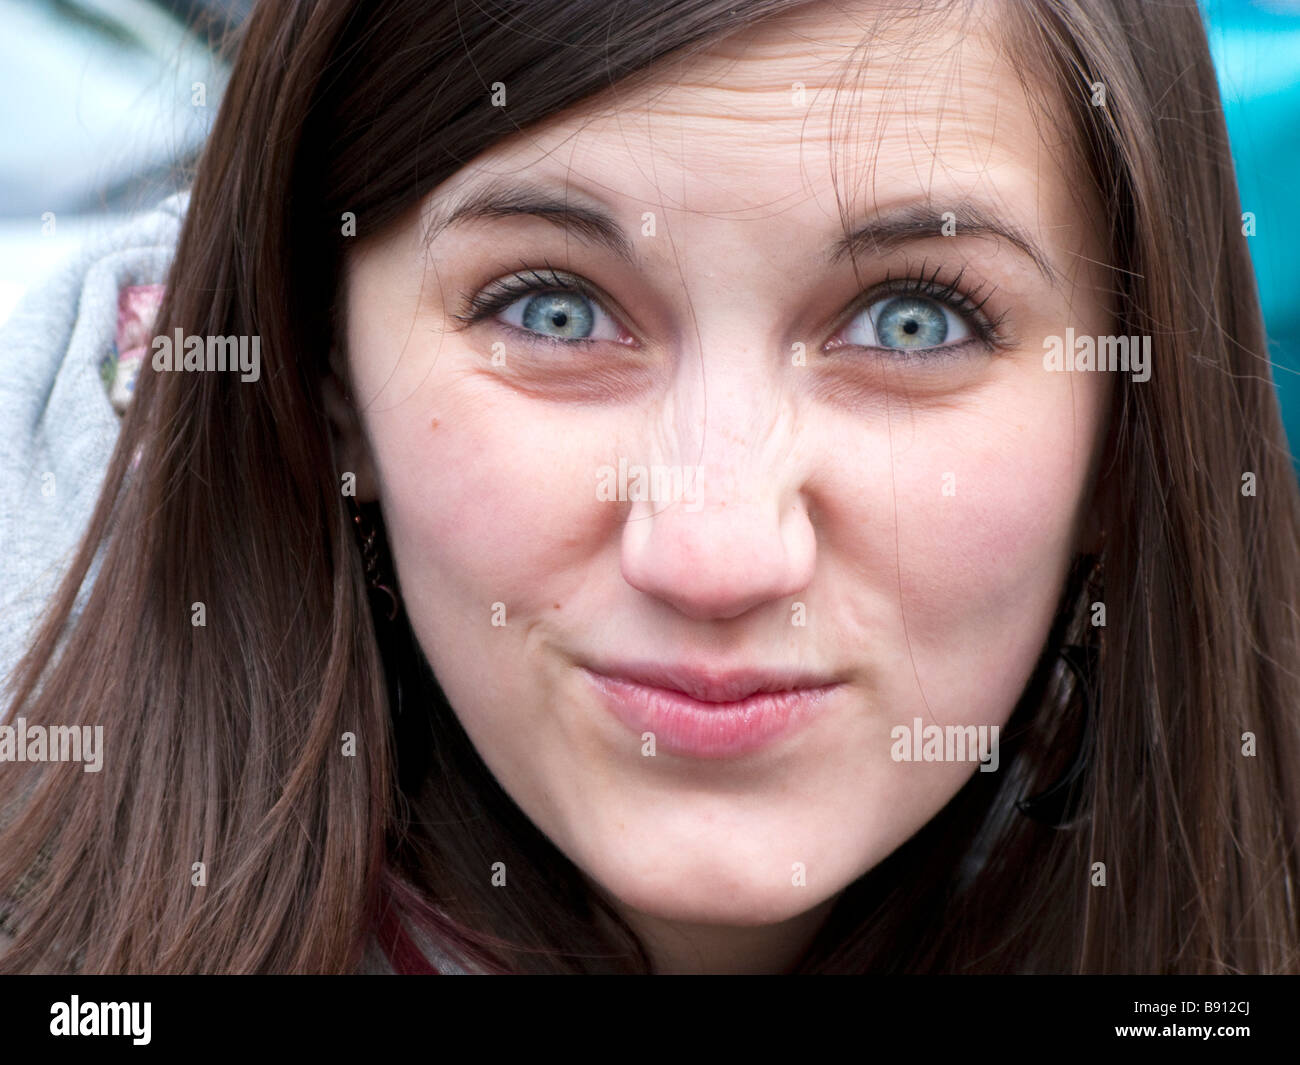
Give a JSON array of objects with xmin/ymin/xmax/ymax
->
[{"xmin": 582, "ymin": 669, "xmax": 837, "ymax": 759}]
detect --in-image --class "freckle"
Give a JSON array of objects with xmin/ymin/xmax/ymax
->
[
  {"xmin": 553, "ymin": 602, "xmax": 561, "ymax": 610},
  {"xmin": 430, "ymin": 417, "xmax": 440, "ymax": 429}
]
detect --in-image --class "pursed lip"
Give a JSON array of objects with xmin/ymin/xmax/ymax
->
[
  {"xmin": 578, "ymin": 659, "xmax": 843, "ymax": 758},
  {"xmin": 582, "ymin": 660, "xmax": 840, "ymax": 703}
]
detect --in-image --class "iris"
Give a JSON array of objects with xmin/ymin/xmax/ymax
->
[
  {"xmin": 521, "ymin": 292, "xmax": 595, "ymax": 339},
  {"xmin": 875, "ymin": 297, "xmax": 947, "ymax": 348}
]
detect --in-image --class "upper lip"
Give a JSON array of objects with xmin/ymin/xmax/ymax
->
[{"xmin": 582, "ymin": 661, "xmax": 840, "ymax": 704}]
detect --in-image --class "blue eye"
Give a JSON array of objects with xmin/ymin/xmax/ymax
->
[
  {"xmin": 458, "ymin": 266, "xmax": 628, "ymax": 346},
  {"xmin": 514, "ymin": 291, "xmax": 597, "ymax": 339},
  {"xmin": 840, "ymin": 295, "xmax": 972, "ymax": 352},
  {"xmin": 458, "ymin": 264, "xmax": 1001, "ymax": 355}
]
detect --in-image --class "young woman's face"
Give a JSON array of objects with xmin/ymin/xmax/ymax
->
[{"xmin": 338, "ymin": 2, "xmax": 1112, "ymax": 970}]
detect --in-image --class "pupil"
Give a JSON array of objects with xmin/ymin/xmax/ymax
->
[
  {"xmin": 903, "ymin": 320, "xmax": 918, "ymax": 334},
  {"xmin": 553, "ymin": 311, "xmax": 568, "ymax": 326}
]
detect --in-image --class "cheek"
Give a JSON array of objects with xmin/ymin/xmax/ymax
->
[
  {"xmin": 826, "ymin": 373, "xmax": 1105, "ymax": 716},
  {"xmin": 364, "ymin": 379, "xmax": 626, "ymax": 624},
  {"xmin": 899, "ymin": 418, "xmax": 1080, "ymax": 620}
]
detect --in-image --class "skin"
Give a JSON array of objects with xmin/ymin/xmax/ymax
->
[{"xmin": 330, "ymin": 1, "xmax": 1114, "ymax": 973}]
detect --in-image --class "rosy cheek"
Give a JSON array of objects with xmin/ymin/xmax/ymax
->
[
  {"xmin": 370, "ymin": 393, "xmax": 614, "ymax": 613},
  {"xmin": 879, "ymin": 402, "xmax": 1096, "ymax": 680}
]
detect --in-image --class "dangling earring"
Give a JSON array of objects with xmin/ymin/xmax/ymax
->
[
  {"xmin": 1015, "ymin": 642, "xmax": 1098, "ymax": 828},
  {"xmin": 1016, "ymin": 549, "xmax": 1104, "ymax": 829},
  {"xmin": 349, "ymin": 498, "xmax": 399, "ymax": 622},
  {"xmin": 351, "ymin": 499, "xmax": 435, "ymax": 793}
]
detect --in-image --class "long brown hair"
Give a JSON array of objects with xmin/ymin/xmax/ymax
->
[{"xmin": 1, "ymin": 0, "xmax": 1297, "ymax": 973}]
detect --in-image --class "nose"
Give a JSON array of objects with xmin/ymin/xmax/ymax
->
[{"xmin": 619, "ymin": 469, "xmax": 817, "ymax": 622}]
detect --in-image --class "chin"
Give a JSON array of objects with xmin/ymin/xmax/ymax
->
[{"xmin": 577, "ymin": 838, "xmax": 848, "ymax": 928}]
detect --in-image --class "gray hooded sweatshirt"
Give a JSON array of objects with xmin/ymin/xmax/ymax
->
[{"xmin": 0, "ymin": 192, "xmax": 186, "ymax": 698}]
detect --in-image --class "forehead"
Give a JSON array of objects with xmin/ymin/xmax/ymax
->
[{"xmin": 424, "ymin": 1, "xmax": 1068, "ymax": 239}]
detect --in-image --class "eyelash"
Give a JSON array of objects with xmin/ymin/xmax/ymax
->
[
  {"xmin": 451, "ymin": 257, "xmax": 1011, "ymax": 354},
  {"xmin": 452, "ymin": 260, "xmax": 612, "ymax": 349},
  {"xmin": 845, "ymin": 260, "xmax": 1011, "ymax": 354}
]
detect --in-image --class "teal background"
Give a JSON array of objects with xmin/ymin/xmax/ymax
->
[{"xmin": 1202, "ymin": 0, "xmax": 1300, "ymax": 474}]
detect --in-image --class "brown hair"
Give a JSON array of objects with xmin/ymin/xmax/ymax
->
[{"xmin": 1, "ymin": 0, "xmax": 1296, "ymax": 973}]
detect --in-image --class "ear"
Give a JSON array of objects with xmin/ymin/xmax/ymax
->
[
  {"xmin": 1076, "ymin": 442, "xmax": 1115, "ymax": 558},
  {"xmin": 321, "ymin": 351, "xmax": 379, "ymax": 503}
]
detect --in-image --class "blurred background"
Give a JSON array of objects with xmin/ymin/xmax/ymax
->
[
  {"xmin": 0, "ymin": 0, "xmax": 1296, "ymax": 469},
  {"xmin": 1202, "ymin": 0, "xmax": 1300, "ymax": 473},
  {"xmin": 0, "ymin": 0, "xmax": 242, "ymax": 320}
]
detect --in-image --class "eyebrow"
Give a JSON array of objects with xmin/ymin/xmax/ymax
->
[
  {"xmin": 424, "ymin": 180, "xmax": 1061, "ymax": 286},
  {"xmin": 829, "ymin": 201, "xmax": 1062, "ymax": 286},
  {"xmin": 424, "ymin": 180, "xmax": 638, "ymax": 262}
]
